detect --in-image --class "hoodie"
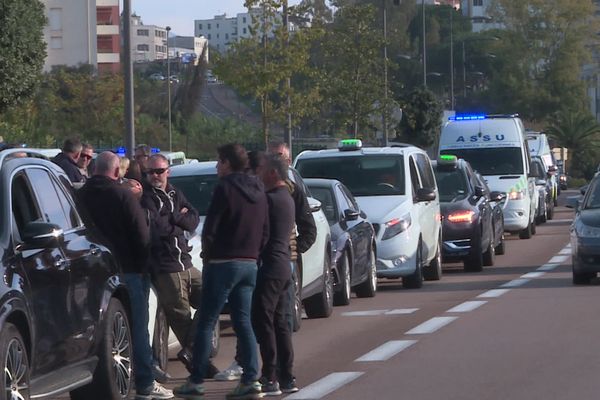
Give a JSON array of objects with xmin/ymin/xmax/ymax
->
[{"xmin": 202, "ymin": 172, "xmax": 269, "ymax": 262}]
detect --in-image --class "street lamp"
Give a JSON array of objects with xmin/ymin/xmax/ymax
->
[
  {"xmin": 166, "ymin": 25, "xmax": 172, "ymax": 152},
  {"xmin": 382, "ymin": 0, "xmax": 389, "ymax": 146},
  {"xmin": 422, "ymin": 0, "xmax": 426, "ymax": 87}
]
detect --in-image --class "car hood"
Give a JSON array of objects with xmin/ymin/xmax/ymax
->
[
  {"xmin": 440, "ymin": 198, "xmax": 471, "ymax": 216},
  {"xmin": 355, "ymin": 195, "xmax": 412, "ymax": 223},
  {"xmin": 579, "ymin": 209, "xmax": 600, "ymax": 228}
]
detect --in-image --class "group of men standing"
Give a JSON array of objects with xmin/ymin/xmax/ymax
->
[{"xmin": 68, "ymin": 140, "xmax": 316, "ymax": 400}]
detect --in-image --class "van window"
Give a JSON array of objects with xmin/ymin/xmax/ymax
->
[
  {"xmin": 414, "ymin": 154, "xmax": 436, "ymax": 190},
  {"xmin": 409, "ymin": 157, "xmax": 421, "ymax": 194},
  {"xmin": 440, "ymin": 148, "xmax": 524, "ymax": 175}
]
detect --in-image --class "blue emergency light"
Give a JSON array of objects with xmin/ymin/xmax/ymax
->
[{"xmin": 449, "ymin": 114, "xmax": 487, "ymax": 121}]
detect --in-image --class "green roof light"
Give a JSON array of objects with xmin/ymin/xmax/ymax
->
[{"xmin": 338, "ymin": 139, "xmax": 363, "ymax": 151}]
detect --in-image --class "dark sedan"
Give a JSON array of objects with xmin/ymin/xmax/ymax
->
[
  {"xmin": 568, "ymin": 173, "xmax": 600, "ymax": 284},
  {"xmin": 433, "ymin": 156, "xmax": 505, "ymax": 272},
  {"xmin": 304, "ymin": 178, "xmax": 377, "ymax": 306}
]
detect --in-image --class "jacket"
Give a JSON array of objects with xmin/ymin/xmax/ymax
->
[
  {"xmin": 77, "ymin": 175, "xmax": 150, "ymax": 274},
  {"xmin": 141, "ymin": 183, "xmax": 200, "ymax": 274},
  {"xmin": 53, "ymin": 152, "xmax": 85, "ymax": 183},
  {"xmin": 202, "ymin": 172, "xmax": 269, "ymax": 262}
]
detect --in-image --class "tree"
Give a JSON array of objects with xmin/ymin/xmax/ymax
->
[
  {"xmin": 0, "ymin": 0, "xmax": 46, "ymax": 113},
  {"xmin": 396, "ymin": 86, "xmax": 443, "ymax": 149}
]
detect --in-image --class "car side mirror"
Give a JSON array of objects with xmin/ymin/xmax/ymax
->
[
  {"xmin": 307, "ymin": 197, "xmax": 322, "ymax": 213},
  {"xmin": 20, "ymin": 222, "xmax": 63, "ymax": 249},
  {"xmin": 416, "ymin": 188, "xmax": 436, "ymax": 202},
  {"xmin": 529, "ymin": 162, "xmax": 541, "ymax": 178},
  {"xmin": 547, "ymin": 165, "xmax": 558, "ymax": 174},
  {"xmin": 489, "ymin": 191, "xmax": 506, "ymax": 202},
  {"xmin": 343, "ymin": 209, "xmax": 360, "ymax": 221},
  {"xmin": 536, "ymin": 179, "xmax": 547, "ymax": 186},
  {"xmin": 474, "ymin": 186, "xmax": 485, "ymax": 197}
]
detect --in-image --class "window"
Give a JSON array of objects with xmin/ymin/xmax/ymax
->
[
  {"xmin": 199, "ymin": 23, "xmax": 203, "ymax": 30},
  {"xmin": 27, "ymin": 169, "xmax": 73, "ymax": 231},
  {"xmin": 208, "ymin": 34, "xmax": 211, "ymax": 40},
  {"xmin": 49, "ymin": 8, "xmax": 62, "ymax": 31},
  {"xmin": 310, "ymin": 187, "xmax": 337, "ymax": 224},
  {"xmin": 137, "ymin": 29, "xmax": 149, "ymax": 36},
  {"xmin": 208, "ymin": 23, "xmax": 211, "ymax": 29},
  {"xmin": 409, "ymin": 158, "xmax": 421, "ymax": 195},
  {"xmin": 414, "ymin": 153, "xmax": 436, "ymax": 190},
  {"xmin": 216, "ymin": 34, "xmax": 219, "ymax": 39},
  {"xmin": 439, "ymin": 148, "xmax": 524, "ymax": 175},
  {"xmin": 243, "ymin": 17, "xmax": 247, "ymax": 23},
  {"xmin": 243, "ymin": 28, "xmax": 247, "ymax": 34},
  {"xmin": 216, "ymin": 23, "xmax": 219, "ymax": 28},
  {"xmin": 137, "ymin": 44, "xmax": 149, "ymax": 51},
  {"xmin": 473, "ymin": 0, "xmax": 483, "ymax": 5},
  {"xmin": 12, "ymin": 173, "xmax": 42, "ymax": 238},
  {"xmin": 225, "ymin": 33, "xmax": 229, "ymax": 39}
]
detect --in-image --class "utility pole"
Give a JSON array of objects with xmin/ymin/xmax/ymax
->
[
  {"xmin": 123, "ymin": 0, "xmax": 135, "ymax": 157},
  {"xmin": 422, "ymin": 0, "xmax": 426, "ymax": 87},
  {"xmin": 166, "ymin": 26, "xmax": 172, "ymax": 152},
  {"xmin": 450, "ymin": 3, "xmax": 455, "ymax": 110},
  {"xmin": 283, "ymin": 0, "xmax": 292, "ymax": 154},
  {"xmin": 382, "ymin": 0, "xmax": 389, "ymax": 146}
]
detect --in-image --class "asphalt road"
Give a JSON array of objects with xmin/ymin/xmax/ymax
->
[{"xmin": 156, "ymin": 190, "xmax": 599, "ymax": 400}]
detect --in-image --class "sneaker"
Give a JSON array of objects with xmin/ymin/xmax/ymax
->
[
  {"xmin": 173, "ymin": 379, "xmax": 205, "ymax": 400},
  {"xmin": 226, "ymin": 381, "xmax": 264, "ymax": 399},
  {"xmin": 214, "ymin": 360, "xmax": 243, "ymax": 381},
  {"xmin": 280, "ymin": 379, "xmax": 299, "ymax": 394},
  {"xmin": 136, "ymin": 381, "xmax": 174, "ymax": 400},
  {"xmin": 259, "ymin": 379, "xmax": 282, "ymax": 396}
]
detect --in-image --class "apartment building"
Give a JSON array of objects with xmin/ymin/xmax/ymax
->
[
  {"xmin": 41, "ymin": 0, "xmax": 120, "ymax": 74},
  {"xmin": 130, "ymin": 14, "xmax": 168, "ymax": 63}
]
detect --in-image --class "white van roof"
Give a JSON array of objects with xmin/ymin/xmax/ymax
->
[{"xmin": 440, "ymin": 115, "xmax": 525, "ymax": 150}]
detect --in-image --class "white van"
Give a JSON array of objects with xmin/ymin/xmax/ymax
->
[
  {"xmin": 439, "ymin": 114, "xmax": 538, "ymax": 239},
  {"xmin": 526, "ymin": 131, "xmax": 558, "ymax": 206}
]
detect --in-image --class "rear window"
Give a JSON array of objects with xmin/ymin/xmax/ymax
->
[
  {"xmin": 170, "ymin": 174, "xmax": 219, "ymax": 215},
  {"xmin": 296, "ymin": 155, "xmax": 405, "ymax": 196},
  {"xmin": 433, "ymin": 168, "xmax": 469, "ymax": 202}
]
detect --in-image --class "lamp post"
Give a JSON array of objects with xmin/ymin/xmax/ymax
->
[
  {"xmin": 422, "ymin": 0, "xmax": 426, "ymax": 87},
  {"xmin": 166, "ymin": 26, "xmax": 172, "ymax": 152},
  {"xmin": 449, "ymin": 3, "xmax": 455, "ymax": 110},
  {"xmin": 123, "ymin": 0, "xmax": 135, "ymax": 157},
  {"xmin": 382, "ymin": 0, "xmax": 389, "ymax": 146}
]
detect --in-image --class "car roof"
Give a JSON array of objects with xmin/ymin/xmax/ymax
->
[
  {"xmin": 169, "ymin": 161, "xmax": 217, "ymax": 177},
  {"xmin": 296, "ymin": 146, "xmax": 422, "ymax": 161}
]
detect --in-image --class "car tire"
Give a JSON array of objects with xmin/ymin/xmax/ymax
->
[
  {"xmin": 482, "ymin": 236, "xmax": 495, "ymax": 266},
  {"xmin": 71, "ymin": 298, "xmax": 132, "ymax": 400},
  {"xmin": 495, "ymin": 233, "xmax": 506, "ymax": 255},
  {"xmin": 547, "ymin": 202, "xmax": 554, "ymax": 220},
  {"xmin": 531, "ymin": 219, "xmax": 537, "ymax": 235},
  {"xmin": 1, "ymin": 323, "xmax": 30, "ymax": 400},
  {"xmin": 291, "ymin": 261, "xmax": 302, "ymax": 332},
  {"xmin": 355, "ymin": 244, "xmax": 377, "ymax": 298},
  {"xmin": 423, "ymin": 235, "xmax": 442, "ymax": 281},
  {"xmin": 464, "ymin": 235, "xmax": 484, "ymax": 272},
  {"xmin": 573, "ymin": 259, "xmax": 595, "ymax": 285},
  {"xmin": 403, "ymin": 240, "xmax": 424, "ymax": 289},
  {"xmin": 519, "ymin": 220, "xmax": 533, "ymax": 239},
  {"xmin": 304, "ymin": 254, "xmax": 334, "ymax": 318},
  {"xmin": 152, "ymin": 306, "xmax": 169, "ymax": 373},
  {"xmin": 333, "ymin": 251, "xmax": 351, "ymax": 306}
]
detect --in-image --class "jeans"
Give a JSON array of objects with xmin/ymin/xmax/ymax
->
[
  {"xmin": 285, "ymin": 261, "xmax": 296, "ymax": 332},
  {"xmin": 190, "ymin": 260, "xmax": 259, "ymax": 385},
  {"xmin": 121, "ymin": 273, "xmax": 154, "ymax": 390}
]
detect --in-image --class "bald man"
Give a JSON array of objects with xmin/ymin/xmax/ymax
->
[{"xmin": 78, "ymin": 151, "xmax": 173, "ymax": 400}]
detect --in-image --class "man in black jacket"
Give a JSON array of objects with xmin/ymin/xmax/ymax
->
[
  {"xmin": 78, "ymin": 152, "xmax": 173, "ymax": 400},
  {"xmin": 175, "ymin": 143, "xmax": 269, "ymax": 400},
  {"xmin": 141, "ymin": 154, "xmax": 219, "ymax": 378},
  {"xmin": 53, "ymin": 138, "xmax": 85, "ymax": 184}
]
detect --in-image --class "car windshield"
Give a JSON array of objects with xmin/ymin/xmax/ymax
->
[
  {"xmin": 309, "ymin": 187, "xmax": 337, "ymax": 224},
  {"xmin": 440, "ymin": 148, "xmax": 524, "ymax": 175},
  {"xmin": 434, "ymin": 168, "xmax": 469, "ymax": 202},
  {"xmin": 170, "ymin": 174, "xmax": 219, "ymax": 216},
  {"xmin": 296, "ymin": 155, "xmax": 405, "ymax": 196},
  {"xmin": 583, "ymin": 179, "xmax": 600, "ymax": 210}
]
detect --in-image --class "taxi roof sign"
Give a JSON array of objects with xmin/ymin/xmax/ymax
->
[
  {"xmin": 437, "ymin": 154, "xmax": 458, "ymax": 168},
  {"xmin": 338, "ymin": 139, "xmax": 362, "ymax": 151}
]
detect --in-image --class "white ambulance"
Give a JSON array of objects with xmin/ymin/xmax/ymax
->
[{"xmin": 438, "ymin": 114, "xmax": 539, "ymax": 239}]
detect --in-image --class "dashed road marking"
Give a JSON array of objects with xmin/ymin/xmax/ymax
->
[
  {"xmin": 501, "ymin": 278, "xmax": 530, "ymax": 288},
  {"xmin": 549, "ymin": 255, "xmax": 569, "ymax": 264},
  {"xmin": 340, "ymin": 310, "xmax": 388, "ymax": 317},
  {"xmin": 537, "ymin": 263, "xmax": 559, "ymax": 271},
  {"xmin": 546, "ymin": 219, "xmax": 572, "ymax": 224},
  {"xmin": 477, "ymin": 288, "xmax": 511, "ymax": 298},
  {"xmin": 446, "ymin": 300, "xmax": 487, "ymax": 313},
  {"xmin": 384, "ymin": 308, "xmax": 419, "ymax": 315},
  {"xmin": 355, "ymin": 340, "xmax": 417, "ymax": 362},
  {"xmin": 284, "ymin": 372, "xmax": 364, "ymax": 400},
  {"xmin": 521, "ymin": 271, "xmax": 546, "ymax": 278},
  {"xmin": 406, "ymin": 316, "xmax": 458, "ymax": 335}
]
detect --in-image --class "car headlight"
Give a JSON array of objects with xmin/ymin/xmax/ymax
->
[
  {"xmin": 382, "ymin": 214, "xmax": 411, "ymax": 240},
  {"xmin": 508, "ymin": 190, "xmax": 525, "ymax": 200},
  {"xmin": 578, "ymin": 224, "xmax": 600, "ymax": 238}
]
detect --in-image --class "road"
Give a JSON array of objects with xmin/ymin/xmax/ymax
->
[{"xmin": 159, "ymin": 191, "xmax": 599, "ymax": 400}]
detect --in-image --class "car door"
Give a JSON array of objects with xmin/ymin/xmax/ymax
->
[
  {"xmin": 10, "ymin": 170, "xmax": 74, "ymax": 376},
  {"xmin": 338, "ymin": 184, "xmax": 370, "ymax": 278},
  {"xmin": 469, "ymin": 168, "xmax": 492, "ymax": 246},
  {"xmin": 413, "ymin": 153, "xmax": 440, "ymax": 262}
]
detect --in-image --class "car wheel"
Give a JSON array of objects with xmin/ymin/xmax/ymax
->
[
  {"xmin": 152, "ymin": 306, "xmax": 169, "ymax": 373},
  {"xmin": 333, "ymin": 251, "xmax": 351, "ymax": 306},
  {"xmin": 537, "ymin": 204, "xmax": 547, "ymax": 224},
  {"xmin": 71, "ymin": 298, "xmax": 132, "ymax": 400},
  {"xmin": 482, "ymin": 235, "xmax": 495, "ymax": 266},
  {"xmin": 291, "ymin": 261, "xmax": 302, "ymax": 332},
  {"xmin": 495, "ymin": 233, "xmax": 506, "ymax": 255},
  {"xmin": 573, "ymin": 259, "xmax": 595, "ymax": 285},
  {"xmin": 423, "ymin": 235, "xmax": 442, "ymax": 281},
  {"xmin": 403, "ymin": 240, "xmax": 424, "ymax": 289},
  {"xmin": 304, "ymin": 253, "xmax": 334, "ymax": 318},
  {"xmin": 547, "ymin": 202, "xmax": 554, "ymax": 220},
  {"xmin": 1, "ymin": 323, "xmax": 29, "ymax": 400},
  {"xmin": 355, "ymin": 244, "xmax": 377, "ymax": 298},
  {"xmin": 210, "ymin": 318, "xmax": 220, "ymax": 358},
  {"xmin": 519, "ymin": 220, "xmax": 533, "ymax": 239},
  {"xmin": 464, "ymin": 235, "xmax": 483, "ymax": 272}
]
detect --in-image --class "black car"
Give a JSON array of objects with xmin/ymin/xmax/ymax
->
[
  {"xmin": 568, "ymin": 173, "xmax": 600, "ymax": 284},
  {"xmin": 433, "ymin": 156, "xmax": 505, "ymax": 272},
  {"xmin": 0, "ymin": 150, "xmax": 132, "ymax": 399},
  {"xmin": 304, "ymin": 178, "xmax": 377, "ymax": 306}
]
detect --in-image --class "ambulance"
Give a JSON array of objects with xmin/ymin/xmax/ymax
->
[{"xmin": 438, "ymin": 114, "xmax": 539, "ymax": 239}]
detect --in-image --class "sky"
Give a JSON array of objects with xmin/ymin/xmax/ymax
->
[{"xmin": 127, "ymin": 0, "xmax": 299, "ymax": 37}]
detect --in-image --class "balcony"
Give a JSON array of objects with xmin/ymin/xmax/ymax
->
[{"xmin": 97, "ymin": 25, "xmax": 119, "ymax": 36}]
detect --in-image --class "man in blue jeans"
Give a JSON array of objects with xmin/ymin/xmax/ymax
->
[
  {"xmin": 174, "ymin": 144, "xmax": 269, "ymax": 400},
  {"xmin": 78, "ymin": 152, "xmax": 173, "ymax": 400}
]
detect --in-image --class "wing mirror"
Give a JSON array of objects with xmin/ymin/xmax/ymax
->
[
  {"xmin": 307, "ymin": 197, "xmax": 322, "ymax": 213},
  {"xmin": 474, "ymin": 186, "xmax": 486, "ymax": 198},
  {"xmin": 416, "ymin": 188, "xmax": 436, "ymax": 202},
  {"xmin": 19, "ymin": 222, "xmax": 63, "ymax": 250},
  {"xmin": 343, "ymin": 209, "xmax": 360, "ymax": 221},
  {"xmin": 489, "ymin": 191, "xmax": 506, "ymax": 202}
]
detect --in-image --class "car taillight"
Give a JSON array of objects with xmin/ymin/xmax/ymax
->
[{"xmin": 447, "ymin": 210, "xmax": 475, "ymax": 223}]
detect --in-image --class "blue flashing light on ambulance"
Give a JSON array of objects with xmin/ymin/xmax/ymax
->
[{"xmin": 438, "ymin": 113, "xmax": 540, "ymax": 239}]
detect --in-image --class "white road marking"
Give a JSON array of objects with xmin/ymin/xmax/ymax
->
[
  {"xmin": 545, "ymin": 218, "xmax": 572, "ymax": 224},
  {"xmin": 406, "ymin": 316, "xmax": 458, "ymax": 335},
  {"xmin": 549, "ymin": 255, "xmax": 569, "ymax": 264},
  {"xmin": 521, "ymin": 271, "xmax": 546, "ymax": 278},
  {"xmin": 537, "ymin": 263, "xmax": 559, "ymax": 271},
  {"xmin": 340, "ymin": 310, "xmax": 388, "ymax": 317},
  {"xmin": 501, "ymin": 278, "xmax": 530, "ymax": 288},
  {"xmin": 559, "ymin": 248, "xmax": 572, "ymax": 255},
  {"xmin": 285, "ymin": 372, "xmax": 364, "ymax": 400},
  {"xmin": 355, "ymin": 340, "xmax": 417, "ymax": 362},
  {"xmin": 384, "ymin": 308, "xmax": 419, "ymax": 315},
  {"xmin": 446, "ymin": 300, "xmax": 487, "ymax": 313},
  {"xmin": 477, "ymin": 288, "xmax": 511, "ymax": 298}
]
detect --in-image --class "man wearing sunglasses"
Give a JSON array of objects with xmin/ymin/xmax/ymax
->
[
  {"xmin": 77, "ymin": 143, "xmax": 94, "ymax": 179},
  {"xmin": 141, "ymin": 154, "xmax": 220, "ymax": 379}
]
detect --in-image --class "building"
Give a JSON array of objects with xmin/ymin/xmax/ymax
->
[
  {"xmin": 168, "ymin": 36, "xmax": 209, "ymax": 65},
  {"xmin": 130, "ymin": 14, "xmax": 168, "ymax": 63},
  {"xmin": 41, "ymin": 0, "xmax": 120, "ymax": 74},
  {"xmin": 460, "ymin": 0, "xmax": 501, "ymax": 32}
]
